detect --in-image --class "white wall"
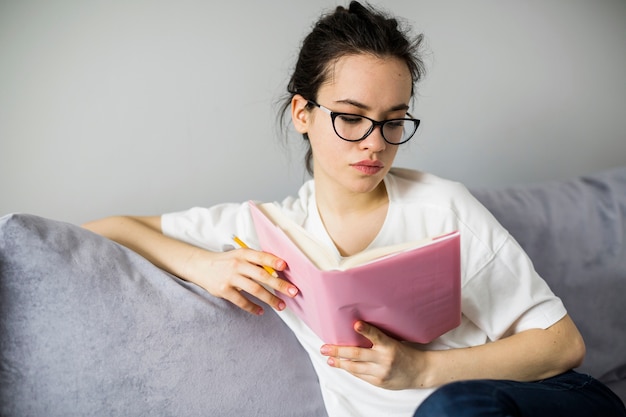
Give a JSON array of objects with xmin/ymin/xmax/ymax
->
[{"xmin": 1, "ymin": 0, "xmax": 625, "ymax": 225}]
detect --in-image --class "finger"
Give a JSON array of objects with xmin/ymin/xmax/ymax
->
[
  {"xmin": 222, "ymin": 286, "xmax": 266, "ymax": 316},
  {"xmin": 240, "ymin": 249, "xmax": 298, "ymax": 297},
  {"xmin": 262, "ymin": 272, "xmax": 299, "ymax": 298},
  {"xmin": 245, "ymin": 248, "xmax": 287, "ymax": 273},
  {"xmin": 319, "ymin": 322, "xmax": 388, "ymax": 361},
  {"xmin": 354, "ymin": 321, "xmax": 387, "ymax": 346},
  {"xmin": 326, "ymin": 356, "xmax": 372, "ymax": 373},
  {"xmin": 320, "ymin": 344, "xmax": 373, "ymax": 363},
  {"xmin": 321, "ymin": 345, "xmax": 389, "ymax": 388},
  {"xmin": 207, "ymin": 256, "xmax": 283, "ymax": 313},
  {"xmin": 232, "ymin": 272, "xmax": 287, "ymax": 312}
]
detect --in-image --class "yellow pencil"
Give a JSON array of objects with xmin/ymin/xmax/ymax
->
[{"xmin": 232, "ymin": 235, "xmax": 277, "ymax": 277}]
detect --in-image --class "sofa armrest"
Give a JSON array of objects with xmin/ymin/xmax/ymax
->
[{"xmin": 0, "ymin": 214, "xmax": 327, "ymax": 417}]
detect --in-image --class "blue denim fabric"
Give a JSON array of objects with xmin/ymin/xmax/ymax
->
[{"xmin": 414, "ymin": 371, "xmax": 626, "ymax": 417}]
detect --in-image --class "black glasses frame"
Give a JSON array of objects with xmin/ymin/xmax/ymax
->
[{"xmin": 307, "ymin": 100, "xmax": 420, "ymax": 145}]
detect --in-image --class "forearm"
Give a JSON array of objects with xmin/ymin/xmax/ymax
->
[
  {"xmin": 420, "ymin": 314, "xmax": 585, "ymax": 388},
  {"xmin": 83, "ymin": 215, "xmax": 295, "ymax": 315},
  {"xmin": 82, "ymin": 215, "xmax": 201, "ymax": 280}
]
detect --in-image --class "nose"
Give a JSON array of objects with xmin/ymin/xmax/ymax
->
[{"xmin": 359, "ymin": 125, "xmax": 386, "ymax": 152}]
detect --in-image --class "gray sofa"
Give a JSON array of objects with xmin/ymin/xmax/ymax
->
[{"xmin": 1, "ymin": 166, "xmax": 625, "ymax": 416}]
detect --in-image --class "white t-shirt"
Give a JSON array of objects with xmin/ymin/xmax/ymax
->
[{"xmin": 162, "ymin": 168, "xmax": 567, "ymax": 417}]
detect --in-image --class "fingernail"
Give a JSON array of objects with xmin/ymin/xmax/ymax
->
[
  {"xmin": 275, "ymin": 260, "xmax": 286, "ymax": 269},
  {"xmin": 320, "ymin": 345, "xmax": 331, "ymax": 355},
  {"xmin": 288, "ymin": 287, "xmax": 298, "ymax": 297},
  {"xmin": 277, "ymin": 301, "xmax": 286, "ymax": 311},
  {"xmin": 256, "ymin": 307, "xmax": 264, "ymax": 316}
]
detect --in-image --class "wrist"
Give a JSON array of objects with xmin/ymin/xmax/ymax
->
[
  {"xmin": 411, "ymin": 349, "xmax": 440, "ymax": 389},
  {"xmin": 180, "ymin": 246, "xmax": 211, "ymax": 283}
]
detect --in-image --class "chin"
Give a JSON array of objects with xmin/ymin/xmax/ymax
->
[{"xmin": 347, "ymin": 175, "xmax": 386, "ymax": 195}]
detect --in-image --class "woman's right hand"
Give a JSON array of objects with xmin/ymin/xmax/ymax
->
[{"xmin": 184, "ymin": 246, "xmax": 298, "ymax": 315}]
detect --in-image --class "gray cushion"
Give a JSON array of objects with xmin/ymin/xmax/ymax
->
[
  {"xmin": 471, "ymin": 166, "xmax": 626, "ymax": 401},
  {"xmin": 0, "ymin": 213, "xmax": 328, "ymax": 417}
]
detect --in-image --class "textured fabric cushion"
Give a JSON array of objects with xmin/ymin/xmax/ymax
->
[
  {"xmin": 471, "ymin": 166, "xmax": 626, "ymax": 401},
  {"xmin": 0, "ymin": 214, "xmax": 328, "ymax": 417}
]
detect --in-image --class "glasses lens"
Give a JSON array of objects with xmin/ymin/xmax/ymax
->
[
  {"xmin": 382, "ymin": 119, "xmax": 419, "ymax": 144},
  {"xmin": 333, "ymin": 114, "xmax": 372, "ymax": 141}
]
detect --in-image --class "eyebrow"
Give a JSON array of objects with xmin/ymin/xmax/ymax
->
[{"xmin": 334, "ymin": 98, "xmax": 410, "ymax": 113}]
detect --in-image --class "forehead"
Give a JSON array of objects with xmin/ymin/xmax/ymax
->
[{"xmin": 318, "ymin": 53, "xmax": 413, "ymax": 107}]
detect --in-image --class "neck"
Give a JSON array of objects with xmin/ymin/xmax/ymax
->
[
  {"xmin": 315, "ymin": 178, "xmax": 389, "ymax": 218},
  {"xmin": 313, "ymin": 177, "xmax": 390, "ymax": 257}
]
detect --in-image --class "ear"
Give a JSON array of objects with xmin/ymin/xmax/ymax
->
[{"xmin": 291, "ymin": 94, "xmax": 310, "ymax": 135}]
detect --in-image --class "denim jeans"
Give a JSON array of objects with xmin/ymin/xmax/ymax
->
[{"xmin": 413, "ymin": 370, "xmax": 626, "ymax": 417}]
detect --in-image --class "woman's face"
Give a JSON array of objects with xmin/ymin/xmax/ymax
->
[{"xmin": 292, "ymin": 53, "xmax": 413, "ymax": 196}]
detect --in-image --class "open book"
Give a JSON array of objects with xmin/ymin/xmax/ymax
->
[{"xmin": 249, "ymin": 201, "xmax": 461, "ymax": 347}]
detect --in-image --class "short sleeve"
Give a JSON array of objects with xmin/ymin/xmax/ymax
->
[{"xmin": 161, "ymin": 203, "xmax": 257, "ymax": 252}]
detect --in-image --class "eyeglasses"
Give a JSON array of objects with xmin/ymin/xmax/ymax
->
[{"xmin": 307, "ymin": 100, "xmax": 420, "ymax": 145}]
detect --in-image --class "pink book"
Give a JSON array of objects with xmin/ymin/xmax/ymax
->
[{"xmin": 249, "ymin": 201, "xmax": 461, "ymax": 348}]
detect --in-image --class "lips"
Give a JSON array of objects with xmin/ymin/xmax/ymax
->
[{"xmin": 351, "ymin": 160, "xmax": 384, "ymax": 175}]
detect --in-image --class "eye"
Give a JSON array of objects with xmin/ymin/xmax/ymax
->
[
  {"xmin": 385, "ymin": 120, "xmax": 405, "ymax": 129},
  {"xmin": 337, "ymin": 114, "xmax": 365, "ymax": 125}
]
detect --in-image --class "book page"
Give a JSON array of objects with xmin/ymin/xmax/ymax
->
[
  {"xmin": 256, "ymin": 203, "xmax": 450, "ymax": 271},
  {"xmin": 256, "ymin": 203, "xmax": 339, "ymax": 270},
  {"xmin": 337, "ymin": 237, "xmax": 435, "ymax": 270}
]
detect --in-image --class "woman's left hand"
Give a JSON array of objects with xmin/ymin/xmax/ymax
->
[{"xmin": 319, "ymin": 321, "xmax": 426, "ymax": 390}]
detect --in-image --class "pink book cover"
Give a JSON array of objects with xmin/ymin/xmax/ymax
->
[{"xmin": 249, "ymin": 201, "xmax": 461, "ymax": 347}]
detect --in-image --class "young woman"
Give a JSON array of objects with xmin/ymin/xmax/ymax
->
[{"xmin": 84, "ymin": 2, "xmax": 626, "ymax": 416}]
